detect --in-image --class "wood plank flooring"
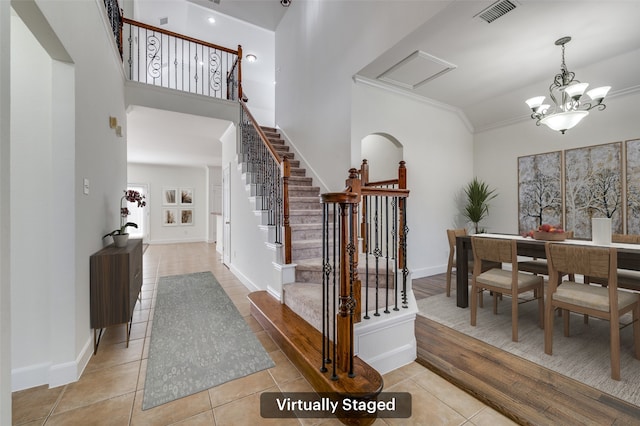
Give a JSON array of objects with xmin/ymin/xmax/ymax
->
[{"xmin": 412, "ymin": 272, "xmax": 640, "ymax": 425}]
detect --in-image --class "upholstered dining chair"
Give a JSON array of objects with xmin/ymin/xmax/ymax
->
[
  {"xmin": 470, "ymin": 236, "xmax": 544, "ymax": 342},
  {"xmin": 585, "ymin": 234, "xmax": 640, "ymax": 292},
  {"xmin": 544, "ymin": 242, "xmax": 640, "ymax": 381}
]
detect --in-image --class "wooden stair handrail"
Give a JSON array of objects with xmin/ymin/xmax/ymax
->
[
  {"xmin": 239, "ymin": 100, "xmax": 291, "ymax": 263},
  {"xmin": 239, "ymin": 100, "xmax": 282, "ymax": 165},
  {"xmin": 121, "ymin": 17, "xmax": 239, "ymax": 54}
]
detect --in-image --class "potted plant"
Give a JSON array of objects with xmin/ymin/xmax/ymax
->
[
  {"xmin": 103, "ymin": 189, "xmax": 146, "ymax": 247},
  {"xmin": 463, "ymin": 177, "xmax": 497, "ymax": 234}
]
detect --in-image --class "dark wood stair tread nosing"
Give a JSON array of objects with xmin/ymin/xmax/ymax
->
[{"xmin": 249, "ymin": 291, "xmax": 383, "ymax": 397}]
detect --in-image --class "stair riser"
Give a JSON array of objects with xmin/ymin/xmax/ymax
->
[
  {"xmin": 289, "ymin": 213, "xmax": 322, "ymax": 225},
  {"xmin": 292, "ymin": 247, "xmax": 323, "ymax": 261},
  {"xmin": 289, "ymin": 177, "xmax": 313, "ymax": 186},
  {"xmin": 291, "ymin": 229, "xmax": 323, "ymax": 240},
  {"xmin": 289, "ymin": 188, "xmax": 320, "ymax": 197},
  {"xmin": 295, "ymin": 268, "xmax": 395, "ymax": 287},
  {"xmin": 290, "ymin": 201, "xmax": 322, "ymax": 210}
]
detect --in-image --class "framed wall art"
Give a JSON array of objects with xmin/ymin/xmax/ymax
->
[
  {"xmin": 564, "ymin": 142, "xmax": 622, "ymax": 239},
  {"xmin": 162, "ymin": 208, "xmax": 178, "ymax": 226},
  {"xmin": 626, "ymin": 139, "xmax": 640, "ymax": 234},
  {"xmin": 518, "ymin": 151, "xmax": 563, "ymax": 234},
  {"xmin": 180, "ymin": 209, "xmax": 194, "ymax": 225},
  {"xmin": 180, "ymin": 188, "xmax": 193, "ymax": 205},
  {"xmin": 163, "ymin": 188, "xmax": 177, "ymax": 206}
]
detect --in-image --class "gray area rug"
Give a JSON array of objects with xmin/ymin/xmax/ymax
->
[
  {"xmin": 417, "ymin": 290, "xmax": 640, "ymax": 407},
  {"xmin": 143, "ymin": 271, "xmax": 274, "ymax": 410}
]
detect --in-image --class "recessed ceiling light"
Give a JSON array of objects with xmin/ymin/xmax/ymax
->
[
  {"xmin": 208, "ymin": 17, "xmax": 215, "ymax": 24},
  {"xmin": 246, "ymin": 54, "xmax": 257, "ymax": 63}
]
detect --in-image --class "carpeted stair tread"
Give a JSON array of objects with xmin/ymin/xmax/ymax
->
[{"xmin": 283, "ymin": 282, "xmax": 399, "ymax": 333}]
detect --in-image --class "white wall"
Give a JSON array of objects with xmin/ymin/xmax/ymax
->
[
  {"xmin": 128, "ymin": 164, "xmax": 209, "ymax": 244},
  {"xmin": 0, "ymin": 0, "xmax": 10, "ymax": 421},
  {"xmin": 352, "ymin": 82, "xmax": 474, "ymax": 278},
  {"xmin": 474, "ymin": 92, "xmax": 640, "ymax": 236},
  {"xmin": 221, "ymin": 127, "xmax": 275, "ymax": 293},
  {"xmin": 275, "ymin": 0, "xmax": 445, "ymax": 191},
  {"xmin": 10, "ymin": 10, "xmax": 54, "ymax": 380},
  {"xmin": 9, "ymin": 0, "xmax": 128, "ymax": 391}
]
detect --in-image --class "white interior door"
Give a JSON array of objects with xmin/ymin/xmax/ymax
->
[{"xmin": 222, "ymin": 165, "xmax": 231, "ymax": 266}]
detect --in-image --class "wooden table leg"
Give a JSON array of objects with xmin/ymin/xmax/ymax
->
[{"xmin": 456, "ymin": 237, "xmax": 469, "ymax": 308}]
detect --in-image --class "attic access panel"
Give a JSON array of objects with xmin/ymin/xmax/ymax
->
[{"xmin": 377, "ymin": 50, "xmax": 457, "ymax": 90}]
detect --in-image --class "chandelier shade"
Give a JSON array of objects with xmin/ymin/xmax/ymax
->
[{"xmin": 525, "ymin": 36, "xmax": 610, "ymax": 134}]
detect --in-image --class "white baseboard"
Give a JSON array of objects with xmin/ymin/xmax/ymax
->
[
  {"xmin": 354, "ymin": 307, "xmax": 418, "ymax": 375},
  {"xmin": 12, "ymin": 335, "xmax": 93, "ymax": 391},
  {"xmin": 411, "ymin": 264, "xmax": 446, "ymax": 279},
  {"xmin": 11, "ymin": 362, "xmax": 51, "ymax": 392},
  {"xmin": 363, "ymin": 341, "xmax": 417, "ymax": 376},
  {"xmin": 147, "ymin": 237, "xmax": 207, "ymax": 245},
  {"xmin": 229, "ymin": 264, "xmax": 261, "ymax": 292}
]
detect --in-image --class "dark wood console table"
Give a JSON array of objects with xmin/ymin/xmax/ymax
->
[
  {"xmin": 90, "ymin": 238, "xmax": 143, "ymax": 353},
  {"xmin": 455, "ymin": 234, "xmax": 640, "ymax": 308}
]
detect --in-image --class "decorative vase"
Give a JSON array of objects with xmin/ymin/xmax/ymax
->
[{"xmin": 113, "ymin": 233, "xmax": 129, "ymax": 248}]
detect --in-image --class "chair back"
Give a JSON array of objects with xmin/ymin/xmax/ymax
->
[
  {"xmin": 612, "ymin": 234, "xmax": 640, "ymax": 244},
  {"xmin": 447, "ymin": 229, "xmax": 467, "ymax": 251},
  {"xmin": 471, "ymin": 236, "xmax": 514, "ymax": 264},
  {"xmin": 545, "ymin": 243, "xmax": 616, "ymax": 281}
]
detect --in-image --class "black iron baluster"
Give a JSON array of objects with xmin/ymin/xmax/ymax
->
[
  {"xmin": 363, "ymin": 195, "xmax": 370, "ymax": 319},
  {"xmin": 393, "ymin": 196, "xmax": 399, "ymax": 311},
  {"xmin": 331, "ymin": 203, "xmax": 338, "ymax": 381},
  {"xmin": 384, "ymin": 194, "xmax": 390, "ymax": 314},
  {"xmin": 373, "ymin": 195, "xmax": 380, "ymax": 316}
]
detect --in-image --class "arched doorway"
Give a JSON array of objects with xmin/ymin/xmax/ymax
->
[{"xmin": 360, "ymin": 133, "xmax": 403, "ymax": 181}]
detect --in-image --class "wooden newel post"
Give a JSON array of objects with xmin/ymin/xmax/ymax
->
[
  {"xmin": 337, "ymin": 201, "xmax": 352, "ymax": 373},
  {"xmin": 237, "ymin": 44, "xmax": 243, "ymax": 101},
  {"xmin": 282, "ymin": 156, "xmax": 292, "ymax": 264}
]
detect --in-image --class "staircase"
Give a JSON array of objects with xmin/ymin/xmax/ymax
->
[{"xmin": 256, "ymin": 127, "xmax": 397, "ymax": 332}]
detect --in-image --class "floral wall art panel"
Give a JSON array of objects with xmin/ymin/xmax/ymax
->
[
  {"xmin": 626, "ymin": 139, "xmax": 640, "ymax": 234},
  {"xmin": 518, "ymin": 151, "xmax": 563, "ymax": 234},
  {"xmin": 565, "ymin": 142, "xmax": 623, "ymax": 239}
]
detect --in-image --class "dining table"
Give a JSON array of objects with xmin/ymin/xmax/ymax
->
[{"xmin": 455, "ymin": 233, "xmax": 640, "ymax": 308}]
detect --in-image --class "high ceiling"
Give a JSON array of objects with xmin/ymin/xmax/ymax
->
[
  {"xmin": 186, "ymin": 0, "xmax": 288, "ymax": 31},
  {"xmin": 357, "ymin": 0, "xmax": 640, "ymax": 132},
  {"xmin": 127, "ymin": 0, "xmax": 640, "ymax": 167}
]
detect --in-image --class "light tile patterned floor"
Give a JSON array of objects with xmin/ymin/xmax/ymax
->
[{"xmin": 12, "ymin": 242, "xmax": 516, "ymax": 425}]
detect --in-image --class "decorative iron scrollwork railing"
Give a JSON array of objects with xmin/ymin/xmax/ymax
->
[
  {"xmin": 120, "ymin": 17, "xmax": 242, "ymax": 101},
  {"xmin": 319, "ymin": 162, "xmax": 409, "ymax": 380},
  {"xmin": 103, "ymin": 0, "xmax": 123, "ymax": 58},
  {"xmin": 239, "ymin": 101, "xmax": 292, "ymax": 263}
]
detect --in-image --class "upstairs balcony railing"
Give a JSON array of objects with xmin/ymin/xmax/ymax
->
[
  {"xmin": 121, "ymin": 18, "xmax": 242, "ymax": 101},
  {"xmin": 103, "ymin": 0, "xmax": 243, "ymax": 101}
]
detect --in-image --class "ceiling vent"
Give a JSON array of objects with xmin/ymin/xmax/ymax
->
[{"xmin": 474, "ymin": 0, "xmax": 517, "ymax": 23}]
